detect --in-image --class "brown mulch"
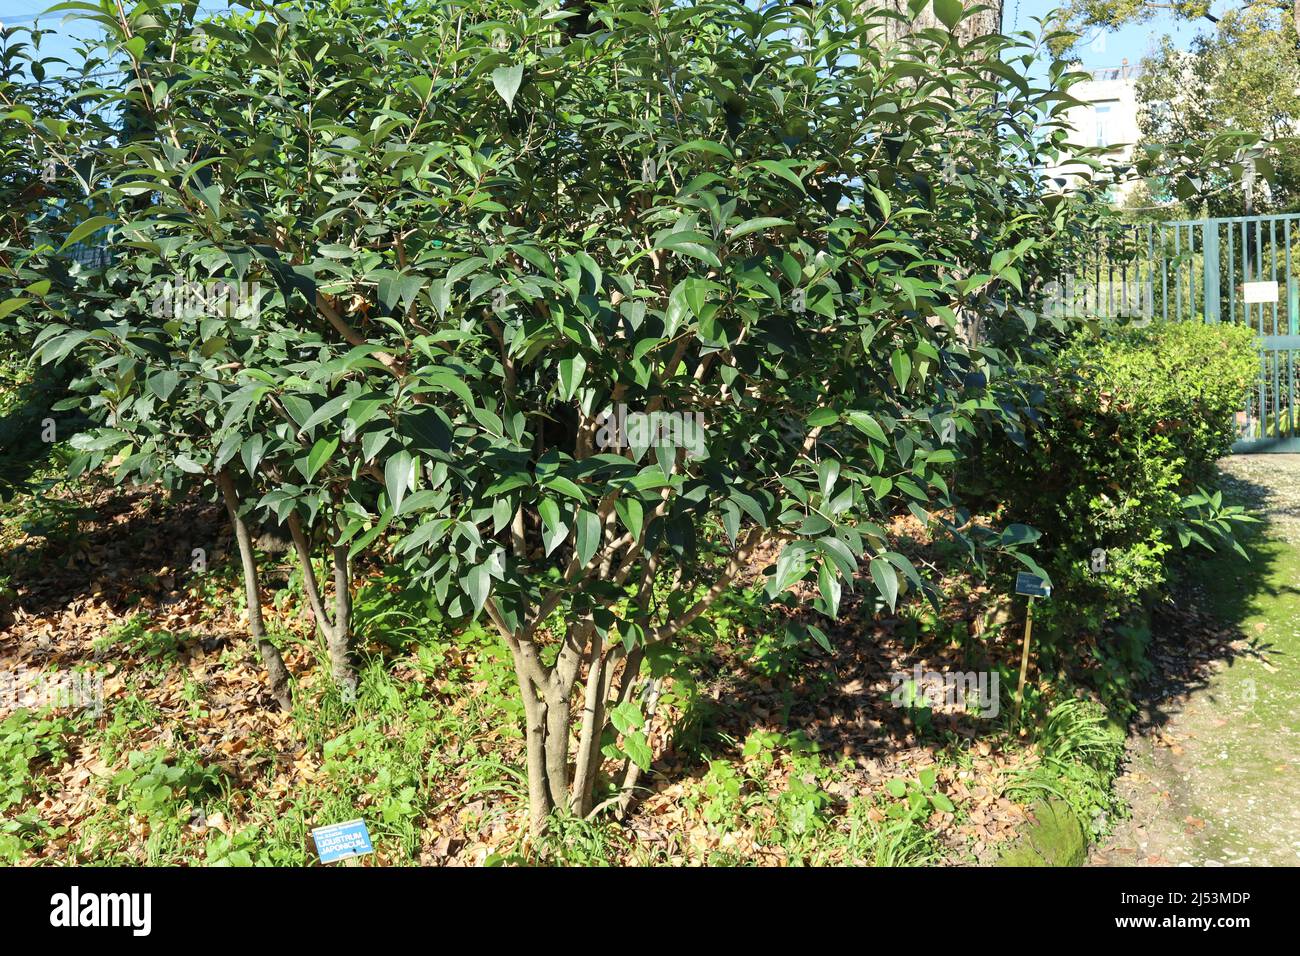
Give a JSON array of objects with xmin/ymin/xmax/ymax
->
[{"xmin": 2, "ymin": 483, "xmax": 1039, "ymax": 865}]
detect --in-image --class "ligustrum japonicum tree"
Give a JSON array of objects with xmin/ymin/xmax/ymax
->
[{"xmin": 12, "ymin": 0, "xmax": 1092, "ymax": 832}]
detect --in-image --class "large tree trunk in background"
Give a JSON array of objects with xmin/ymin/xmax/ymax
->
[
  {"xmin": 873, "ymin": 0, "xmax": 1003, "ymax": 44},
  {"xmin": 217, "ymin": 469, "xmax": 293, "ymax": 711},
  {"xmin": 872, "ymin": 0, "xmax": 1003, "ymax": 351},
  {"xmin": 957, "ymin": 0, "xmax": 1002, "ymax": 42}
]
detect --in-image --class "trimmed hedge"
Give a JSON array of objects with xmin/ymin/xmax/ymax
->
[{"xmin": 972, "ymin": 322, "xmax": 1258, "ymax": 707}]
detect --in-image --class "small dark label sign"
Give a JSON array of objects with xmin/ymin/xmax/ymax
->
[{"xmin": 1014, "ymin": 572, "xmax": 1051, "ymax": 598}]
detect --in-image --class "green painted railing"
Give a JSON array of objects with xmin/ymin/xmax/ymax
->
[{"xmin": 1074, "ymin": 213, "xmax": 1300, "ymax": 454}]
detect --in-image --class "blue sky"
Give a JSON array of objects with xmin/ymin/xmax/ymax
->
[
  {"xmin": 1, "ymin": 0, "xmax": 229, "ymax": 73},
  {"xmin": 1011, "ymin": 0, "xmax": 1227, "ymax": 69}
]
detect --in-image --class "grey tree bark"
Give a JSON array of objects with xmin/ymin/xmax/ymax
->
[
  {"xmin": 872, "ymin": 0, "xmax": 1003, "ymax": 44},
  {"xmin": 870, "ymin": 0, "xmax": 1004, "ymax": 350},
  {"xmin": 216, "ymin": 468, "xmax": 293, "ymax": 711},
  {"xmin": 287, "ymin": 510, "xmax": 358, "ymax": 697}
]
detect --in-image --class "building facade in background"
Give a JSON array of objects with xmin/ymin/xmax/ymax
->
[{"xmin": 1045, "ymin": 61, "xmax": 1143, "ymax": 203}]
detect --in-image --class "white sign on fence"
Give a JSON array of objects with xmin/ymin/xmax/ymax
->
[{"xmin": 1244, "ymin": 281, "xmax": 1279, "ymax": 304}]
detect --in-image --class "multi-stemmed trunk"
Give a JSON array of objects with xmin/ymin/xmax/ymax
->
[
  {"xmin": 490, "ymin": 527, "xmax": 763, "ymax": 835},
  {"xmin": 501, "ymin": 617, "xmax": 651, "ymax": 834},
  {"xmin": 287, "ymin": 510, "xmax": 357, "ymax": 697},
  {"xmin": 216, "ymin": 468, "xmax": 292, "ymax": 711}
]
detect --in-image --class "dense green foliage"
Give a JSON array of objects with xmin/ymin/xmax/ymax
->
[
  {"xmin": 972, "ymin": 321, "xmax": 1257, "ymax": 708},
  {"xmin": 0, "ymin": 0, "xmax": 1105, "ymax": 830},
  {"xmin": 0, "ymin": 0, "xmax": 1265, "ymax": 864},
  {"xmin": 1133, "ymin": 7, "xmax": 1300, "ymax": 216},
  {"xmin": 0, "ymin": 24, "xmax": 88, "ymax": 500}
]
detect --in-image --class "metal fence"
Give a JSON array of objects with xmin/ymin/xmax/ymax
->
[{"xmin": 1072, "ymin": 213, "xmax": 1300, "ymax": 453}]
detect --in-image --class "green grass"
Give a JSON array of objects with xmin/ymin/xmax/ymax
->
[
  {"xmin": 1003, "ymin": 698, "xmax": 1127, "ymax": 841},
  {"xmin": 0, "ymin": 485, "xmax": 1136, "ymax": 867},
  {"xmin": 0, "ymin": 709, "xmax": 84, "ymax": 862}
]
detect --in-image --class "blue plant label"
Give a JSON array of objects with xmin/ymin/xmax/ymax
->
[
  {"xmin": 1014, "ymin": 572, "xmax": 1051, "ymax": 598},
  {"xmin": 312, "ymin": 819, "xmax": 374, "ymax": 863}
]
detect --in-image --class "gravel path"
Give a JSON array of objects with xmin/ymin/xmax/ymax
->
[{"xmin": 1090, "ymin": 455, "xmax": 1300, "ymax": 866}]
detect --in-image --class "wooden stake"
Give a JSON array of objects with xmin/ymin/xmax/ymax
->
[{"xmin": 1015, "ymin": 595, "xmax": 1035, "ymax": 722}]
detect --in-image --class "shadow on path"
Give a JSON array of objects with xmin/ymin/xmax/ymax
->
[{"xmin": 1091, "ymin": 455, "xmax": 1300, "ymax": 866}]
